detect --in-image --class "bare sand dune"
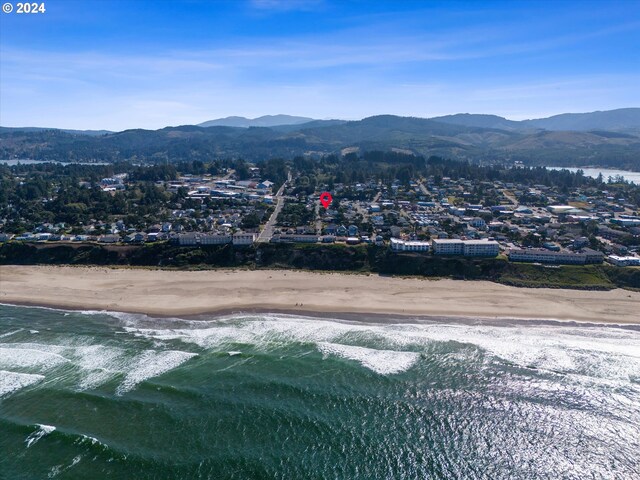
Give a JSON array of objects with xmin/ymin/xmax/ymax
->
[{"xmin": 1, "ymin": 266, "xmax": 638, "ymax": 324}]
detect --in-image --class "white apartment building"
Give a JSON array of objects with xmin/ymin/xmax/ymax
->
[
  {"xmin": 232, "ymin": 233, "xmax": 257, "ymax": 245},
  {"xmin": 432, "ymin": 239, "xmax": 499, "ymax": 257},
  {"xmin": 431, "ymin": 239, "xmax": 464, "ymax": 255},
  {"xmin": 178, "ymin": 233, "xmax": 232, "ymax": 246},
  {"xmin": 200, "ymin": 234, "xmax": 232, "ymax": 245},
  {"xmin": 462, "ymin": 240, "xmax": 500, "ymax": 257},
  {"xmin": 178, "ymin": 233, "xmax": 200, "ymax": 246},
  {"xmin": 273, "ymin": 234, "xmax": 319, "ymax": 243},
  {"xmin": 507, "ymin": 248, "xmax": 604, "ymax": 265},
  {"xmin": 390, "ymin": 238, "xmax": 430, "ymax": 252}
]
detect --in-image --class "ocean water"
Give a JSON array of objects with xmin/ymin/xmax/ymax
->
[
  {"xmin": 0, "ymin": 305, "xmax": 639, "ymax": 479},
  {"xmin": 546, "ymin": 166, "xmax": 640, "ymax": 185}
]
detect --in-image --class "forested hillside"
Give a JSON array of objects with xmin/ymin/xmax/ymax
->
[{"xmin": 2, "ymin": 112, "xmax": 640, "ymax": 169}]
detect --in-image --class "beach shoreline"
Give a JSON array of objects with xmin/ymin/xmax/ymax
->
[
  {"xmin": 1, "ymin": 265, "xmax": 639, "ymax": 324},
  {"xmin": 3, "ymin": 302, "xmax": 640, "ymax": 332}
]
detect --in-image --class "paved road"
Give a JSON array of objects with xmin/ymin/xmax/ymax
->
[
  {"xmin": 314, "ymin": 201, "xmax": 322, "ymax": 235},
  {"xmin": 256, "ymin": 172, "xmax": 290, "ymax": 243},
  {"xmin": 502, "ymin": 189, "xmax": 518, "ymax": 206}
]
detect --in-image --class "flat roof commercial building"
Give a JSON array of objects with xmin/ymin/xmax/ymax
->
[{"xmin": 606, "ymin": 255, "xmax": 640, "ymax": 267}]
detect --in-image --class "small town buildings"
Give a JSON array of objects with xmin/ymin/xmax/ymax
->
[
  {"xmin": 98, "ymin": 234, "xmax": 120, "ymax": 243},
  {"xmin": 547, "ymin": 205, "xmax": 584, "ymax": 215},
  {"xmin": 611, "ymin": 217, "xmax": 640, "ymax": 228},
  {"xmin": 256, "ymin": 180, "xmax": 274, "ymax": 190},
  {"xmin": 468, "ymin": 217, "xmax": 486, "ymax": 229},
  {"xmin": 124, "ymin": 232, "xmax": 146, "ymax": 243}
]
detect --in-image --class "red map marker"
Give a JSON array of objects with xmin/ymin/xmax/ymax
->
[{"xmin": 319, "ymin": 192, "xmax": 333, "ymax": 209}]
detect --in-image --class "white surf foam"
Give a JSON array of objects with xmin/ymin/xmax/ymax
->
[
  {"xmin": 0, "ymin": 342, "xmax": 66, "ymax": 354},
  {"xmin": 47, "ymin": 454, "xmax": 83, "ymax": 478},
  {"xmin": 0, "ymin": 370, "xmax": 45, "ymax": 397},
  {"xmin": 77, "ymin": 434, "xmax": 106, "ymax": 447},
  {"xmin": 0, "ymin": 347, "xmax": 68, "ymax": 370},
  {"xmin": 317, "ymin": 342, "xmax": 420, "ymax": 375},
  {"xmin": 127, "ymin": 317, "xmax": 376, "ymax": 350},
  {"xmin": 71, "ymin": 344, "xmax": 127, "ymax": 389},
  {"xmin": 0, "ymin": 329, "xmax": 23, "ymax": 338},
  {"xmin": 126, "ymin": 314, "xmax": 640, "ymax": 382},
  {"xmin": 18, "ymin": 307, "xmax": 635, "ymax": 387},
  {"xmin": 116, "ymin": 350, "xmax": 197, "ymax": 395},
  {"xmin": 25, "ymin": 424, "xmax": 56, "ymax": 448}
]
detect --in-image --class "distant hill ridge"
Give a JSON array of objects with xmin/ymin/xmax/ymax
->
[
  {"xmin": 198, "ymin": 108, "xmax": 640, "ymax": 132},
  {"xmin": 198, "ymin": 115, "xmax": 315, "ymax": 128},
  {"xmin": 2, "ymin": 108, "xmax": 640, "ymax": 171},
  {"xmin": 431, "ymin": 108, "xmax": 640, "ymax": 132},
  {"xmin": 4, "ymin": 108, "xmax": 639, "ymax": 134},
  {"xmin": 0, "ymin": 127, "xmax": 112, "ymax": 136}
]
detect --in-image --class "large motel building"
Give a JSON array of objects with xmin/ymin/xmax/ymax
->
[
  {"xmin": 431, "ymin": 239, "xmax": 500, "ymax": 257},
  {"xmin": 507, "ymin": 248, "xmax": 604, "ymax": 265},
  {"xmin": 390, "ymin": 238, "xmax": 431, "ymax": 252},
  {"xmin": 177, "ymin": 232, "xmax": 257, "ymax": 246}
]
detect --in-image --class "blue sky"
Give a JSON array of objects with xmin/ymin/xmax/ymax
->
[{"xmin": 1, "ymin": 0, "xmax": 639, "ymax": 130}]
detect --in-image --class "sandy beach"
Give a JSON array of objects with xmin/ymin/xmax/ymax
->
[{"xmin": 1, "ymin": 265, "xmax": 639, "ymax": 324}]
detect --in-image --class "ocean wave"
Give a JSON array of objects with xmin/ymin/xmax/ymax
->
[
  {"xmin": 125, "ymin": 315, "xmax": 640, "ymax": 383},
  {"xmin": 0, "ymin": 329, "xmax": 23, "ymax": 338},
  {"xmin": 317, "ymin": 342, "xmax": 420, "ymax": 374},
  {"xmin": 384, "ymin": 323, "xmax": 640, "ymax": 382},
  {"xmin": 0, "ymin": 339, "xmax": 199, "ymax": 395},
  {"xmin": 48, "ymin": 454, "xmax": 83, "ymax": 478},
  {"xmin": 0, "ymin": 347, "xmax": 69, "ymax": 371},
  {"xmin": 4, "ymin": 305, "xmax": 640, "ymax": 389},
  {"xmin": 71, "ymin": 344, "xmax": 129, "ymax": 391},
  {"xmin": 0, "ymin": 370, "xmax": 45, "ymax": 397},
  {"xmin": 126, "ymin": 316, "xmax": 377, "ymax": 350},
  {"xmin": 25, "ymin": 423, "xmax": 56, "ymax": 448},
  {"xmin": 116, "ymin": 350, "xmax": 198, "ymax": 395},
  {"xmin": 76, "ymin": 433, "xmax": 110, "ymax": 450}
]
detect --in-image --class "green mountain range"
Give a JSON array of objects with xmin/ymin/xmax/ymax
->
[{"xmin": 2, "ymin": 109, "xmax": 640, "ymax": 170}]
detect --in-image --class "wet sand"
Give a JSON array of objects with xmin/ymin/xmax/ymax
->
[{"xmin": 1, "ymin": 266, "xmax": 639, "ymax": 324}]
